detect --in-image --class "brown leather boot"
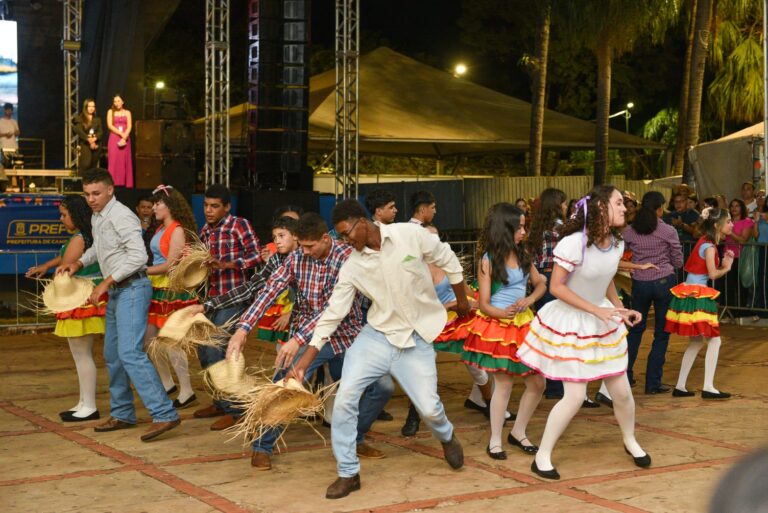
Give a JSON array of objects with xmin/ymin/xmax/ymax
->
[
  {"xmin": 356, "ymin": 443, "xmax": 385, "ymax": 459},
  {"xmin": 325, "ymin": 474, "xmax": 361, "ymax": 499},
  {"xmin": 250, "ymin": 451, "xmax": 271, "ymax": 470},
  {"xmin": 141, "ymin": 419, "xmax": 181, "ymax": 442},
  {"xmin": 209, "ymin": 414, "xmax": 236, "ymax": 431},
  {"xmin": 193, "ymin": 404, "xmax": 224, "ymax": 418}
]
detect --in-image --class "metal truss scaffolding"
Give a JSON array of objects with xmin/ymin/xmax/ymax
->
[
  {"xmin": 62, "ymin": 0, "xmax": 81, "ymax": 171},
  {"xmin": 334, "ymin": 0, "xmax": 360, "ymax": 199},
  {"xmin": 205, "ymin": 0, "xmax": 230, "ymax": 187}
]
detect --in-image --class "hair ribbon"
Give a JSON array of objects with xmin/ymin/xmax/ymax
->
[{"xmin": 152, "ymin": 184, "xmax": 174, "ymax": 196}]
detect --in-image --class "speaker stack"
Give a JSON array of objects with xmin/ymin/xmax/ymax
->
[
  {"xmin": 247, "ymin": 0, "xmax": 311, "ymax": 191},
  {"xmin": 134, "ymin": 120, "xmax": 196, "ymax": 198}
]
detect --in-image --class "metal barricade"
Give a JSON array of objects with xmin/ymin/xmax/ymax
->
[{"xmin": 0, "ymin": 249, "xmax": 58, "ymax": 329}]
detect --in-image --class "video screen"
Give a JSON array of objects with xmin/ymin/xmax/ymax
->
[{"xmin": 0, "ymin": 20, "xmax": 18, "ymax": 117}]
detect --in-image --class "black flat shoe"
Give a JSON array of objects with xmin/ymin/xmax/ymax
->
[
  {"xmin": 646, "ymin": 384, "xmax": 672, "ymax": 395},
  {"xmin": 464, "ymin": 398, "xmax": 488, "ymax": 414},
  {"xmin": 672, "ymin": 388, "xmax": 695, "ymax": 397},
  {"xmin": 376, "ymin": 409, "xmax": 394, "ymax": 421},
  {"xmin": 581, "ymin": 398, "xmax": 601, "ymax": 408},
  {"xmin": 701, "ymin": 390, "xmax": 731, "ymax": 399},
  {"xmin": 486, "ymin": 445, "xmax": 507, "ymax": 460},
  {"xmin": 165, "ymin": 385, "xmax": 178, "ymax": 396},
  {"xmin": 59, "ymin": 408, "xmax": 78, "ymax": 419},
  {"xmin": 531, "ymin": 460, "xmax": 560, "ymax": 480},
  {"xmin": 507, "ymin": 433, "xmax": 538, "ymax": 454},
  {"xmin": 172, "ymin": 393, "xmax": 197, "ymax": 409},
  {"xmin": 625, "ymin": 446, "xmax": 651, "ymax": 468},
  {"xmin": 595, "ymin": 392, "xmax": 613, "ymax": 408},
  {"xmin": 61, "ymin": 410, "xmax": 100, "ymax": 422}
]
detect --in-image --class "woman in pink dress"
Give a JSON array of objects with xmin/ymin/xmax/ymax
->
[{"xmin": 106, "ymin": 94, "xmax": 133, "ymax": 187}]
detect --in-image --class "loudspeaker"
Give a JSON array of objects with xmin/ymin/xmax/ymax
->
[
  {"xmin": 238, "ymin": 189, "xmax": 319, "ymax": 241},
  {"xmin": 135, "ymin": 120, "xmax": 194, "ymax": 156},
  {"xmin": 135, "ymin": 155, "xmax": 195, "ymax": 199}
]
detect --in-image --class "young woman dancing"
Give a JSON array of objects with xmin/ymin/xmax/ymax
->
[{"xmin": 518, "ymin": 185, "xmax": 646, "ymax": 479}]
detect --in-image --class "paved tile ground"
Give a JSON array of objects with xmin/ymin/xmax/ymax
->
[{"xmin": 1, "ymin": 323, "xmax": 766, "ymax": 513}]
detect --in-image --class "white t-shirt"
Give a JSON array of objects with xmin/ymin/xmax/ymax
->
[
  {"xmin": 0, "ymin": 118, "xmax": 19, "ymax": 150},
  {"xmin": 746, "ymin": 199, "xmax": 758, "ymax": 214}
]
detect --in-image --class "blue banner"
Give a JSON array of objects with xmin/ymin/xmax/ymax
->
[{"xmin": 0, "ymin": 194, "xmax": 70, "ymax": 250}]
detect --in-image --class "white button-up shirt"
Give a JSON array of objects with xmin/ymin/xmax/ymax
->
[
  {"xmin": 310, "ymin": 222, "xmax": 464, "ymax": 349},
  {"xmin": 80, "ymin": 196, "xmax": 147, "ymax": 282}
]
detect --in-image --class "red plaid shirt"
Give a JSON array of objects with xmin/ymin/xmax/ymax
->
[
  {"xmin": 235, "ymin": 239, "xmax": 364, "ymax": 355},
  {"xmin": 200, "ymin": 214, "xmax": 262, "ymax": 297}
]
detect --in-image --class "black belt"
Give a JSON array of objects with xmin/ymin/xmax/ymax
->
[{"xmin": 113, "ymin": 271, "xmax": 147, "ymax": 288}]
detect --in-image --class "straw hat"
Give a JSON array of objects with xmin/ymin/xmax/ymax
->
[
  {"xmin": 158, "ymin": 306, "xmax": 215, "ymax": 341},
  {"xmin": 204, "ymin": 357, "xmax": 258, "ymax": 398},
  {"xmin": 168, "ymin": 238, "xmax": 210, "ymax": 292},
  {"xmin": 42, "ymin": 274, "xmax": 94, "ymax": 313}
]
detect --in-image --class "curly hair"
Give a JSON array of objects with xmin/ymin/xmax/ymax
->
[
  {"xmin": 699, "ymin": 207, "xmax": 731, "ymax": 245},
  {"xmin": 149, "ymin": 188, "xmax": 198, "ymax": 239},
  {"xmin": 526, "ymin": 188, "xmax": 566, "ymax": 258},
  {"xmin": 61, "ymin": 195, "xmax": 94, "ymax": 249},
  {"xmin": 476, "ymin": 203, "xmax": 531, "ymax": 286},
  {"xmin": 560, "ymin": 184, "xmax": 623, "ymax": 248}
]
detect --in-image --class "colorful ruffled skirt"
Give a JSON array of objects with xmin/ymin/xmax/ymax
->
[
  {"xmin": 461, "ymin": 309, "xmax": 536, "ymax": 376},
  {"xmin": 256, "ymin": 289, "xmax": 293, "ymax": 344},
  {"xmin": 664, "ymin": 283, "xmax": 720, "ymax": 337},
  {"xmin": 148, "ymin": 274, "xmax": 199, "ymax": 328},
  {"xmin": 517, "ymin": 299, "xmax": 628, "ymax": 382},
  {"xmin": 433, "ymin": 310, "xmax": 475, "ymax": 354},
  {"xmin": 54, "ymin": 289, "xmax": 108, "ymax": 338}
]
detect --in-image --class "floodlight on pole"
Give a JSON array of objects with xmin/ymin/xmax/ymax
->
[
  {"xmin": 607, "ymin": 101, "xmax": 635, "ymax": 133},
  {"xmin": 453, "ymin": 63, "xmax": 467, "ymax": 77},
  {"xmin": 155, "ymin": 81, "xmax": 165, "ymax": 89}
]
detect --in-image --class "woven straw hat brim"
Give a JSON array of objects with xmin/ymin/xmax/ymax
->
[
  {"xmin": 181, "ymin": 264, "xmax": 209, "ymax": 288},
  {"xmin": 42, "ymin": 276, "xmax": 94, "ymax": 313},
  {"xmin": 206, "ymin": 358, "xmax": 258, "ymax": 396},
  {"xmin": 159, "ymin": 307, "xmax": 215, "ymax": 341}
]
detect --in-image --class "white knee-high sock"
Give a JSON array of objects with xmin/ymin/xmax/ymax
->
[
  {"xmin": 676, "ymin": 336, "xmax": 704, "ymax": 391},
  {"xmin": 603, "ymin": 374, "xmax": 644, "ymax": 457},
  {"xmin": 68, "ymin": 335, "xmax": 97, "ymax": 416},
  {"xmin": 703, "ymin": 337, "xmax": 722, "ymax": 393},
  {"xmin": 167, "ymin": 347, "xmax": 194, "ymax": 401},
  {"xmin": 465, "ymin": 364, "xmax": 489, "ymax": 386},
  {"xmin": 509, "ymin": 374, "xmax": 544, "ymax": 444},
  {"xmin": 489, "ymin": 374, "xmax": 513, "ymax": 452},
  {"xmin": 145, "ymin": 324, "xmax": 175, "ymax": 392},
  {"xmin": 534, "ymin": 381, "xmax": 586, "ymax": 470}
]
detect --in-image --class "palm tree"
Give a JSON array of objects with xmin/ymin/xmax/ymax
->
[
  {"xmin": 561, "ymin": 1, "xmax": 681, "ymax": 185},
  {"xmin": 527, "ymin": 1, "xmax": 551, "ymax": 177},
  {"xmin": 672, "ymin": 0, "xmax": 697, "ymax": 176}
]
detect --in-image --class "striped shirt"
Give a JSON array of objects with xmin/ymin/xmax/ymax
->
[
  {"xmin": 622, "ymin": 219, "xmax": 684, "ymax": 281},
  {"xmin": 199, "ymin": 214, "xmax": 262, "ymax": 297},
  {"xmin": 234, "ymin": 239, "xmax": 364, "ymax": 355}
]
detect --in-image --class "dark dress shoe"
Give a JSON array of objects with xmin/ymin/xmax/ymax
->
[
  {"xmin": 595, "ymin": 392, "xmax": 613, "ymax": 408},
  {"xmin": 251, "ymin": 451, "xmax": 271, "ymax": 470},
  {"xmin": 172, "ymin": 393, "xmax": 197, "ymax": 409},
  {"xmin": 672, "ymin": 388, "xmax": 695, "ymax": 397},
  {"xmin": 531, "ymin": 459, "xmax": 560, "ymax": 480},
  {"xmin": 701, "ymin": 390, "xmax": 731, "ymax": 399},
  {"xmin": 486, "ymin": 445, "xmax": 507, "ymax": 460},
  {"xmin": 646, "ymin": 384, "xmax": 672, "ymax": 395},
  {"xmin": 625, "ymin": 446, "xmax": 652, "ymax": 468},
  {"xmin": 94, "ymin": 417, "xmax": 135, "ymax": 432},
  {"xmin": 581, "ymin": 398, "xmax": 601, "ymax": 408},
  {"xmin": 61, "ymin": 410, "xmax": 100, "ymax": 422},
  {"xmin": 507, "ymin": 433, "xmax": 538, "ymax": 454},
  {"xmin": 141, "ymin": 419, "xmax": 181, "ymax": 442},
  {"xmin": 401, "ymin": 404, "xmax": 421, "ymax": 437},
  {"xmin": 376, "ymin": 409, "xmax": 394, "ymax": 421},
  {"xmin": 326, "ymin": 474, "xmax": 361, "ymax": 499},
  {"xmin": 165, "ymin": 385, "xmax": 178, "ymax": 396},
  {"xmin": 441, "ymin": 434, "xmax": 464, "ymax": 469}
]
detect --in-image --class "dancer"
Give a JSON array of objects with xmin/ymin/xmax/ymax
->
[
  {"xmin": 144, "ymin": 185, "xmax": 199, "ymax": 409},
  {"xmin": 409, "ymin": 190, "xmax": 436, "ymax": 225},
  {"xmin": 226, "ymin": 213, "xmax": 393, "ymax": 471},
  {"xmin": 666, "ymin": 207, "xmax": 733, "ymax": 399},
  {"xmin": 106, "ymin": 94, "xmax": 133, "ymax": 188},
  {"xmin": 26, "ymin": 195, "xmax": 106, "ymax": 422},
  {"xmin": 518, "ymin": 185, "xmax": 646, "ymax": 480},
  {"xmin": 462, "ymin": 203, "xmax": 546, "ymax": 459},
  {"xmin": 366, "ymin": 189, "xmax": 398, "ymax": 225},
  {"xmin": 57, "ymin": 169, "xmax": 180, "ymax": 441},
  {"xmin": 288, "ymin": 200, "xmax": 468, "ymax": 499},
  {"xmin": 193, "ymin": 184, "xmax": 262, "ymax": 430}
]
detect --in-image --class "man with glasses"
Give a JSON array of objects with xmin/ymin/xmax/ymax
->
[{"xmin": 225, "ymin": 212, "xmax": 393, "ymax": 471}]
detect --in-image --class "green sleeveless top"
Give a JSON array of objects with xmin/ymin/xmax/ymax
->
[{"xmin": 60, "ymin": 233, "xmax": 102, "ymax": 278}]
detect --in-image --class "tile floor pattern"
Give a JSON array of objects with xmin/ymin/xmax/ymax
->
[{"xmin": 1, "ymin": 323, "xmax": 766, "ymax": 513}]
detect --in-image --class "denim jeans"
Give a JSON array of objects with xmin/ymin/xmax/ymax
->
[
  {"xmin": 200, "ymin": 304, "xmax": 245, "ymax": 415},
  {"xmin": 332, "ymin": 324, "xmax": 454, "ymax": 478},
  {"xmin": 626, "ymin": 275, "xmax": 674, "ymax": 391},
  {"xmin": 251, "ymin": 343, "xmax": 394, "ymax": 454},
  {"xmin": 104, "ymin": 277, "xmax": 178, "ymax": 423}
]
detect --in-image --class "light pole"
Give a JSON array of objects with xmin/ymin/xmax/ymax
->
[
  {"xmin": 608, "ymin": 102, "xmax": 634, "ymax": 133},
  {"xmin": 453, "ymin": 63, "xmax": 467, "ymax": 78}
]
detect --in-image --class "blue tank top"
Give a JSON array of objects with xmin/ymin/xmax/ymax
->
[
  {"xmin": 483, "ymin": 253, "xmax": 527, "ymax": 308},
  {"xmin": 685, "ymin": 242, "xmax": 712, "ymax": 286},
  {"xmin": 150, "ymin": 227, "xmax": 166, "ymax": 265},
  {"xmin": 434, "ymin": 276, "xmax": 456, "ymax": 304}
]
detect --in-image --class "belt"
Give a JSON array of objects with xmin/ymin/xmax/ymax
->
[{"xmin": 113, "ymin": 271, "xmax": 147, "ymax": 288}]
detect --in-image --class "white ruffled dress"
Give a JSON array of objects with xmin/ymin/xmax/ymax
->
[{"xmin": 517, "ymin": 232, "xmax": 628, "ymax": 382}]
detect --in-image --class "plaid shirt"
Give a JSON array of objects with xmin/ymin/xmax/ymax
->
[
  {"xmin": 204, "ymin": 252, "xmax": 287, "ymax": 313},
  {"xmin": 534, "ymin": 219, "xmax": 563, "ymax": 271},
  {"xmin": 235, "ymin": 240, "xmax": 364, "ymax": 355},
  {"xmin": 200, "ymin": 214, "xmax": 262, "ymax": 297}
]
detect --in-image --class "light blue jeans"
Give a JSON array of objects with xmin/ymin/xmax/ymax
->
[
  {"xmin": 332, "ymin": 324, "xmax": 454, "ymax": 477},
  {"xmin": 252, "ymin": 342, "xmax": 394, "ymax": 454},
  {"xmin": 104, "ymin": 277, "xmax": 178, "ymax": 424},
  {"xmin": 199, "ymin": 304, "xmax": 245, "ymax": 416}
]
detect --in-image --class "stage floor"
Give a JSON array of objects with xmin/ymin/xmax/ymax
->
[{"xmin": 1, "ymin": 323, "xmax": 766, "ymax": 513}]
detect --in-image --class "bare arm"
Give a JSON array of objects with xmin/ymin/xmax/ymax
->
[
  {"xmin": 106, "ymin": 109, "xmax": 119, "ymax": 136},
  {"xmin": 705, "ymin": 246, "xmax": 733, "ymax": 280},
  {"xmin": 476, "ymin": 258, "xmax": 512, "ymax": 319},
  {"xmin": 122, "ymin": 110, "xmax": 132, "ymax": 139}
]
